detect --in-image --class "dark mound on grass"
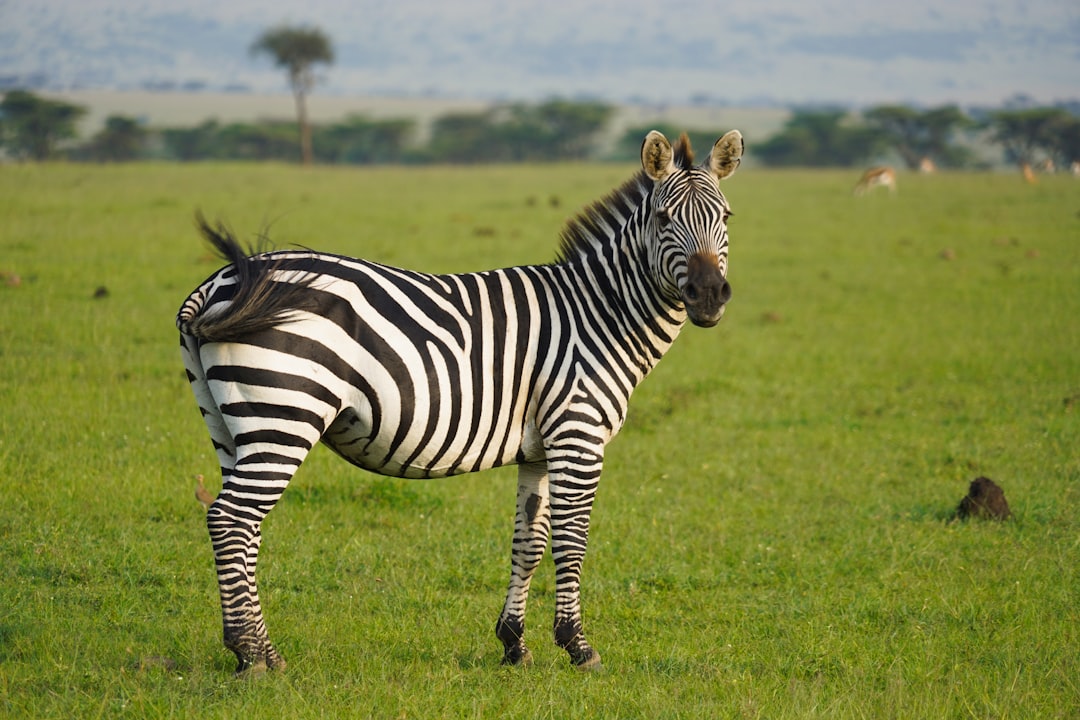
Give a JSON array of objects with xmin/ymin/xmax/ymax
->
[{"xmin": 953, "ymin": 476, "xmax": 1012, "ymax": 521}]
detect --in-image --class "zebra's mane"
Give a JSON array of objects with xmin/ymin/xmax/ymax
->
[
  {"xmin": 555, "ymin": 134, "xmax": 694, "ymax": 265},
  {"xmin": 672, "ymin": 132, "xmax": 695, "ymax": 169}
]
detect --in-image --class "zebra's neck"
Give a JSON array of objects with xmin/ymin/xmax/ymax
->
[{"xmin": 552, "ymin": 171, "xmax": 687, "ymax": 382}]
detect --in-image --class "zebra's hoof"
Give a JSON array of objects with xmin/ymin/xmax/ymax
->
[
  {"xmin": 233, "ymin": 648, "xmax": 286, "ymax": 677},
  {"xmin": 501, "ymin": 644, "xmax": 533, "ymax": 667},
  {"xmin": 573, "ymin": 648, "xmax": 603, "ymax": 672},
  {"xmin": 234, "ymin": 658, "xmax": 268, "ymax": 678},
  {"xmin": 266, "ymin": 646, "xmax": 287, "ymax": 671}
]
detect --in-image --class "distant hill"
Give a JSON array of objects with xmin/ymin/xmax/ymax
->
[{"xmin": 3, "ymin": 1, "xmax": 1077, "ymax": 107}]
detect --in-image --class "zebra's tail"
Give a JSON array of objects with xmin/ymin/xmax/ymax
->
[{"xmin": 176, "ymin": 214, "xmax": 319, "ymax": 343}]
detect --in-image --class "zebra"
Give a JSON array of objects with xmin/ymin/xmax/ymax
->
[{"xmin": 177, "ymin": 129, "xmax": 744, "ymax": 674}]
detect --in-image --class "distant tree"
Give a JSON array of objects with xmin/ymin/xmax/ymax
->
[
  {"xmin": 312, "ymin": 115, "xmax": 416, "ymax": 164},
  {"xmin": 426, "ymin": 100, "xmax": 613, "ymax": 164},
  {"xmin": 920, "ymin": 105, "xmax": 980, "ymax": 168},
  {"xmin": 986, "ymin": 108, "xmax": 1072, "ymax": 168},
  {"xmin": 755, "ymin": 109, "xmax": 886, "ymax": 167},
  {"xmin": 160, "ymin": 120, "xmax": 222, "ymax": 161},
  {"xmin": 215, "ymin": 122, "xmax": 298, "ymax": 161},
  {"xmin": 502, "ymin": 99, "xmax": 614, "ymax": 161},
  {"xmin": 0, "ymin": 89, "xmax": 86, "ymax": 160},
  {"xmin": 427, "ymin": 112, "xmax": 497, "ymax": 163},
  {"xmin": 250, "ymin": 25, "xmax": 334, "ymax": 166},
  {"xmin": 1051, "ymin": 115, "xmax": 1080, "ymax": 166},
  {"xmin": 864, "ymin": 104, "xmax": 974, "ymax": 169},
  {"xmin": 81, "ymin": 115, "xmax": 147, "ymax": 161}
]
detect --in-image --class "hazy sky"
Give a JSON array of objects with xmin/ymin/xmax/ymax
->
[{"xmin": 3, "ymin": 0, "xmax": 1078, "ymax": 105}]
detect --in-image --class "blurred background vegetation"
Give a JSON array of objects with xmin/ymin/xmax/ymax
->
[
  {"xmin": 4, "ymin": 87, "xmax": 1078, "ymax": 172},
  {"xmin": 3, "ymin": 22, "xmax": 1078, "ymax": 171}
]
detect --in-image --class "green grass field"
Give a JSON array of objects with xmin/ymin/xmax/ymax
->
[{"xmin": 1, "ymin": 159, "xmax": 1077, "ymax": 719}]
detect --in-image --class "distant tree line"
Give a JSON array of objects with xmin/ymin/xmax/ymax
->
[
  {"xmin": 3, "ymin": 88, "xmax": 1079, "ymax": 170},
  {"xmin": 138, "ymin": 98, "xmax": 613, "ymax": 164},
  {"xmin": 149, "ymin": 116, "xmax": 416, "ymax": 164},
  {"xmin": 0, "ymin": 90, "xmax": 616, "ymax": 165},
  {"xmin": 754, "ymin": 104, "xmax": 1080, "ymax": 170}
]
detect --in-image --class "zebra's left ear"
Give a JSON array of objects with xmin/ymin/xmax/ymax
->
[{"xmin": 707, "ymin": 130, "xmax": 744, "ymax": 180}]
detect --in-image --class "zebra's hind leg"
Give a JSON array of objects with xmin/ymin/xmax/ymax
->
[
  {"xmin": 208, "ymin": 472, "xmax": 292, "ymax": 676},
  {"xmin": 496, "ymin": 462, "xmax": 550, "ymax": 666},
  {"xmin": 181, "ymin": 337, "xmax": 288, "ymax": 674},
  {"xmin": 204, "ymin": 421, "xmax": 313, "ymax": 675}
]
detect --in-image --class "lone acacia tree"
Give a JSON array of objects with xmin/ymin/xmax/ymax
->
[{"xmin": 251, "ymin": 25, "xmax": 334, "ymax": 166}]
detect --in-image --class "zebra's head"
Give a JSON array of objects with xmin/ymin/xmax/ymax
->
[{"xmin": 641, "ymin": 129, "xmax": 743, "ymax": 328}]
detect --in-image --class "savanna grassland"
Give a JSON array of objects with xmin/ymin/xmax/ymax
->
[{"xmin": 0, "ymin": 158, "xmax": 1077, "ymax": 719}]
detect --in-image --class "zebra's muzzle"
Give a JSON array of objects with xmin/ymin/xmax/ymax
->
[{"xmin": 682, "ymin": 253, "xmax": 731, "ymax": 328}]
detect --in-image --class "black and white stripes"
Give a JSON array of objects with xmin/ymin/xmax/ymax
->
[{"xmin": 178, "ymin": 129, "xmax": 744, "ymax": 673}]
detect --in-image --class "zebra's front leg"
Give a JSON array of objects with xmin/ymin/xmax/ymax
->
[
  {"xmin": 548, "ymin": 450, "xmax": 603, "ymax": 670},
  {"xmin": 496, "ymin": 461, "xmax": 550, "ymax": 666},
  {"xmin": 208, "ymin": 489, "xmax": 285, "ymax": 675}
]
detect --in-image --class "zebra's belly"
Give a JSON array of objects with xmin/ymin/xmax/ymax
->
[{"xmin": 321, "ymin": 404, "xmax": 535, "ymax": 479}]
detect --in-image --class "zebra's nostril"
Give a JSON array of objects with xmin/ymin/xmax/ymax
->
[
  {"xmin": 684, "ymin": 284, "xmax": 699, "ymax": 302},
  {"xmin": 720, "ymin": 279, "xmax": 732, "ymax": 303}
]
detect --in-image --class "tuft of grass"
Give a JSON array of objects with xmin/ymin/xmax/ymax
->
[{"xmin": 1, "ymin": 163, "xmax": 1077, "ymax": 718}]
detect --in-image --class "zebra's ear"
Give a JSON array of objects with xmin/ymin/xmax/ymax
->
[
  {"xmin": 707, "ymin": 130, "xmax": 744, "ymax": 180},
  {"xmin": 641, "ymin": 130, "xmax": 676, "ymax": 182}
]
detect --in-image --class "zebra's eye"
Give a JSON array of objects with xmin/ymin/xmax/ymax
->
[
  {"xmin": 656, "ymin": 207, "xmax": 671, "ymax": 226},
  {"xmin": 723, "ymin": 209, "xmax": 733, "ymax": 223}
]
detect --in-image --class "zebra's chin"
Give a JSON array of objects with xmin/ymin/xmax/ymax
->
[{"xmin": 687, "ymin": 303, "xmax": 726, "ymax": 328}]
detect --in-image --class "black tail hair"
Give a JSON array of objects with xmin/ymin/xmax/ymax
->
[{"xmin": 182, "ymin": 213, "xmax": 319, "ymax": 342}]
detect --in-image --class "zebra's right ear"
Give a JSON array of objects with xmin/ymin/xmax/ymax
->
[
  {"xmin": 708, "ymin": 130, "xmax": 744, "ymax": 181},
  {"xmin": 641, "ymin": 130, "xmax": 675, "ymax": 182}
]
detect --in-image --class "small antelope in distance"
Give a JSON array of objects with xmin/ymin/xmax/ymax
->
[
  {"xmin": 918, "ymin": 157, "xmax": 937, "ymax": 174},
  {"xmin": 1021, "ymin": 162, "xmax": 1037, "ymax": 184},
  {"xmin": 853, "ymin": 166, "xmax": 897, "ymax": 196}
]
